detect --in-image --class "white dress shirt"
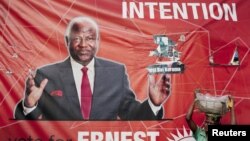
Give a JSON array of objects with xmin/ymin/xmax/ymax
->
[{"xmin": 70, "ymin": 57, "xmax": 95, "ymax": 105}]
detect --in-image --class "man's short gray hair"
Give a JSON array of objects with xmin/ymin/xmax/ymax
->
[{"xmin": 64, "ymin": 16, "xmax": 99, "ymax": 47}]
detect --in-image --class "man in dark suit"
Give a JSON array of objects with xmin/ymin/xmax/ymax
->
[{"xmin": 14, "ymin": 16, "xmax": 171, "ymax": 120}]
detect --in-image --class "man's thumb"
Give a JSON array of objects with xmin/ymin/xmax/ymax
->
[
  {"xmin": 40, "ymin": 79, "xmax": 48, "ymax": 90},
  {"xmin": 148, "ymin": 74, "xmax": 155, "ymax": 86}
]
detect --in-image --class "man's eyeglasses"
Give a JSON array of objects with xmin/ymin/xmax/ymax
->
[{"xmin": 71, "ymin": 36, "xmax": 96, "ymax": 44}]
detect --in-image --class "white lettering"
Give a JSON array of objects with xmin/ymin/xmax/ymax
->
[
  {"xmin": 209, "ymin": 3, "xmax": 223, "ymax": 20},
  {"xmin": 211, "ymin": 129, "xmax": 247, "ymax": 137},
  {"xmin": 121, "ymin": 132, "xmax": 132, "ymax": 141},
  {"xmin": 223, "ymin": 3, "xmax": 238, "ymax": 21},
  {"xmin": 159, "ymin": 3, "xmax": 172, "ymax": 19},
  {"xmin": 122, "ymin": 2, "xmax": 238, "ymax": 21},
  {"xmin": 145, "ymin": 2, "xmax": 158, "ymax": 19},
  {"xmin": 130, "ymin": 2, "xmax": 144, "ymax": 18},
  {"xmin": 106, "ymin": 132, "xmax": 119, "ymax": 141},
  {"xmin": 78, "ymin": 131, "xmax": 159, "ymax": 141},
  {"xmin": 201, "ymin": 3, "xmax": 209, "ymax": 19},
  {"xmin": 147, "ymin": 131, "xmax": 159, "ymax": 141},
  {"xmin": 134, "ymin": 131, "xmax": 146, "ymax": 141},
  {"xmin": 91, "ymin": 132, "xmax": 103, "ymax": 141},
  {"xmin": 173, "ymin": 3, "xmax": 188, "ymax": 19},
  {"xmin": 187, "ymin": 3, "xmax": 200, "ymax": 19},
  {"xmin": 122, "ymin": 2, "xmax": 127, "ymax": 18},
  {"xmin": 78, "ymin": 132, "xmax": 89, "ymax": 141},
  {"xmin": 242, "ymin": 131, "xmax": 247, "ymax": 136},
  {"xmin": 212, "ymin": 129, "xmax": 218, "ymax": 136}
]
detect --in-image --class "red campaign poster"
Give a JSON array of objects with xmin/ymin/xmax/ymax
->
[{"xmin": 1, "ymin": 0, "xmax": 250, "ymax": 141}]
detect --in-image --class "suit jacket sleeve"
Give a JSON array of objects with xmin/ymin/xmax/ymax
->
[
  {"xmin": 14, "ymin": 69, "xmax": 46, "ymax": 120},
  {"xmin": 117, "ymin": 66, "xmax": 163, "ymax": 120}
]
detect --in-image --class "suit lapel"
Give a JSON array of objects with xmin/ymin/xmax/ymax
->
[{"xmin": 59, "ymin": 58, "xmax": 82, "ymax": 119}]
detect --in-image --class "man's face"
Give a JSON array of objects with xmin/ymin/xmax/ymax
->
[{"xmin": 68, "ymin": 22, "xmax": 98, "ymax": 65}]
